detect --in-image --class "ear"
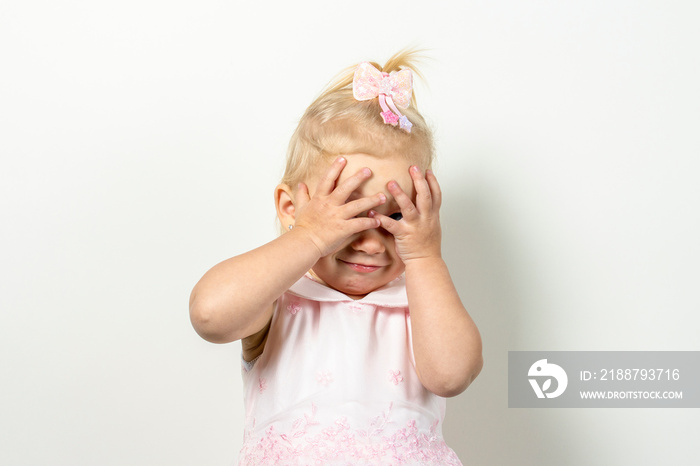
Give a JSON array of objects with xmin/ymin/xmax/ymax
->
[{"xmin": 274, "ymin": 183, "xmax": 296, "ymax": 228}]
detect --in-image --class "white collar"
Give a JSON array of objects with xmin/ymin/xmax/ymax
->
[{"xmin": 288, "ymin": 274, "xmax": 408, "ymax": 308}]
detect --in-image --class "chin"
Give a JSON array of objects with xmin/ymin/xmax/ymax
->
[
  {"xmin": 312, "ymin": 262, "xmax": 402, "ymax": 297},
  {"xmin": 334, "ymin": 275, "xmax": 389, "ymax": 297}
]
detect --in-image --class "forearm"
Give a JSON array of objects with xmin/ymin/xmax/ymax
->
[
  {"xmin": 405, "ymin": 257, "xmax": 483, "ymax": 397},
  {"xmin": 189, "ymin": 229, "xmax": 321, "ymax": 343}
]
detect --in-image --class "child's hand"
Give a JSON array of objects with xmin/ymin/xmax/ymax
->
[
  {"xmin": 369, "ymin": 166, "xmax": 442, "ymax": 264},
  {"xmin": 293, "ymin": 157, "xmax": 386, "ymax": 257}
]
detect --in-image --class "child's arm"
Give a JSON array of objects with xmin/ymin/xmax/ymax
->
[
  {"xmin": 189, "ymin": 227, "xmax": 321, "ymax": 344},
  {"xmin": 189, "ymin": 157, "xmax": 386, "ymax": 344},
  {"xmin": 370, "ymin": 167, "xmax": 483, "ymax": 398}
]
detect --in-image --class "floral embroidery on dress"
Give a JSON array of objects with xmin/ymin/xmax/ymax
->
[
  {"xmin": 387, "ymin": 370, "xmax": 404, "ymax": 385},
  {"xmin": 286, "ymin": 301, "xmax": 302, "ymax": 315},
  {"xmin": 348, "ymin": 303, "xmax": 375, "ymax": 314},
  {"xmin": 316, "ymin": 370, "xmax": 333, "ymax": 387},
  {"xmin": 238, "ymin": 403, "xmax": 462, "ymax": 466},
  {"xmin": 258, "ymin": 377, "xmax": 268, "ymax": 394},
  {"xmin": 291, "ymin": 403, "xmax": 320, "ymax": 432}
]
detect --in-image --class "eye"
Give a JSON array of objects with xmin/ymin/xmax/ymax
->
[{"xmin": 388, "ymin": 212, "xmax": 403, "ymax": 221}]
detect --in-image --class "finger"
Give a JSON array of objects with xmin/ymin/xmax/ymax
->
[
  {"xmin": 295, "ymin": 182, "xmax": 311, "ymax": 209},
  {"xmin": 347, "ymin": 216, "xmax": 381, "ymax": 235},
  {"xmin": 425, "ymin": 169, "xmax": 442, "ymax": 210},
  {"xmin": 368, "ymin": 210, "xmax": 401, "ymax": 236},
  {"xmin": 330, "ymin": 167, "xmax": 372, "ymax": 203},
  {"xmin": 410, "ymin": 165, "xmax": 432, "ymax": 214},
  {"xmin": 342, "ymin": 192, "xmax": 386, "ymax": 218},
  {"xmin": 387, "ymin": 180, "xmax": 418, "ymax": 220},
  {"xmin": 315, "ymin": 156, "xmax": 347, "ymax": 196}
]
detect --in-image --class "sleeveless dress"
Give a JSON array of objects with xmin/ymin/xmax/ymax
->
[{"xmin": 238, "ymin": 274, "xmax": 463, "ymax": 466}]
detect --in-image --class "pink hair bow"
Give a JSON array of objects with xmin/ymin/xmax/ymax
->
[{"xmin": 352, "ymin": 62, "xmax": 413, "ymax": 132}]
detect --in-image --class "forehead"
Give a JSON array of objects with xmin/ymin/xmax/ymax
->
[{"xmin": 335, "ymin": 153, "xmax": 416, "ymax": 199}]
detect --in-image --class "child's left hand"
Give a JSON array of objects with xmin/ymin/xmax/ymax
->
[{"xmin": 369, "ymin": 166, "xmax": 442, "ymax": 264}]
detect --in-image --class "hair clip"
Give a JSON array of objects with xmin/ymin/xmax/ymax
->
[{"xmin": 352, "ymin": 62, "xmax": 413, "ymax": 133}]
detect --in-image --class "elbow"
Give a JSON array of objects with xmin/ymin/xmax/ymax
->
[
  {"xmin": 189, "ymin": 300, "xmax": 219, "ymax": 343},
  {"xmin": 189, "ymin": 294, "xmax": 236, "ymax": 344},
  {"xmin": 423, "ymin": 376, "xmax": 467, "ymax": 399},
  {"xmin": 450, "ymin": 350, "xmax": 485, "ymax": 396},
  {"xmin": 457, "ymin": 353, "xmax": 484, "ymax": 395},
  {"xmin": 422, "ymin": 353, "xmax": 484, "ymax": 398}
]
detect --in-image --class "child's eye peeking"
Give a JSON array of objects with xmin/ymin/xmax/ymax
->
[{"xmin": 389, "ymin": 212, "xmax": 403, "ymax": 221}]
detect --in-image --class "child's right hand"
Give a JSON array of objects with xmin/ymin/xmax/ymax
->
[{"xmin": 292, "ymin": 157, "xmax": 386, "ymax": 257}]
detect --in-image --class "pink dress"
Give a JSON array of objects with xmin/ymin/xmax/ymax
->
[{"xmin": 238, "ymin": 275, "xmax": 463, "ymax": 465}]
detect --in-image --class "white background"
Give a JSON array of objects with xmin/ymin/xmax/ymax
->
[{"xmin": 2, "ymin": 1, "xmax": 699, "ymax": 464}]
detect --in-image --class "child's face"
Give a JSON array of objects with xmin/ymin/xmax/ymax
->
[{"xmin": 305, "ymin": 153, "xmax": 419, "ymax": 299}]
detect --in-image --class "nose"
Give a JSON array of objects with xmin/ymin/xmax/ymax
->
[{"xmin": 349, "ymin": 228, "xmax": 386, "ymax": 255}]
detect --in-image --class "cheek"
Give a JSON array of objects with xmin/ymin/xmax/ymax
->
[{"xmin": 384, "ymin": 236, "xmax": 401, "ymax": 259}]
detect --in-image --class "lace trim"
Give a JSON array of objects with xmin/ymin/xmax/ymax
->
[
  {"xmin": 238, "ymin": 403, "xmax": 462, "ymax": 466},
  {"xmin": 241, "ymin": 353, "xmax": 261, "ymax": 372}
]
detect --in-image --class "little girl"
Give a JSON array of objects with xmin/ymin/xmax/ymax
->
[{"xmin": 190, "ymin": 51, "xmax": 483, "ymax": 465}]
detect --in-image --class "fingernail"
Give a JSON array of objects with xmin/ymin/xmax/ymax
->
[
  {"xmin": 362, "ymin": 168, "xmax": 371, "ymax": 176},
  {"xmin": 426, "ymin": 169, "xmax": 433, "ymax": 176},
  {"xmin": 411, "ymin": 165, "xmax": 419, "ymax": 173},
  {"xmin": 378, "ymin": 193, "xmax": 386, "ymax": 202},
  {"xmin": 368, "ymin": 210, "xmax": 376, "ymax": 218}
]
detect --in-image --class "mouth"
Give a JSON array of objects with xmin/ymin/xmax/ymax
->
[{"xmin": 339, "ymin": 260, "xmax": 383, "ymax": 273}]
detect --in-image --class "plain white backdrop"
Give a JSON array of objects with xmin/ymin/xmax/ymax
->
[{"xmin": 2, "ymin": 1, "xmax": 699, "ymax": 464}]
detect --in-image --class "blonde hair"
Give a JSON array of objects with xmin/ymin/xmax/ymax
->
[{"xmin": 281, "ymin": 50, "xmax": 434, "ymax": 188}]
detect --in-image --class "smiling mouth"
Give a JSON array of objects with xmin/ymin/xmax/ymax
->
[{"xmin": 339, "ymin": 260, "xmax": 382, "ymax": 273}]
